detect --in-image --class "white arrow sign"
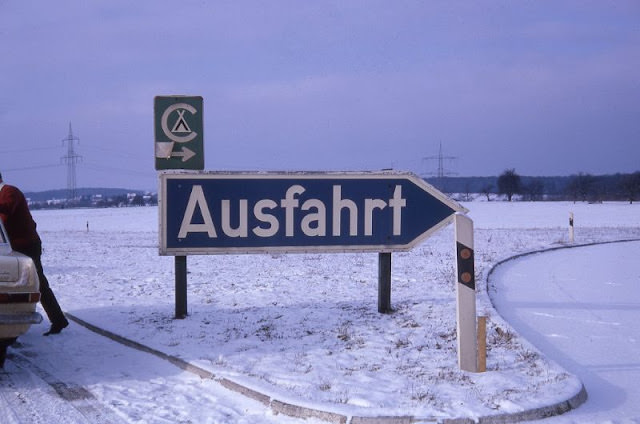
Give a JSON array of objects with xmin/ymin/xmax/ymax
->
[{"xmin": 171, "ymin": 146, "xmax": 196, "ymax": 162}]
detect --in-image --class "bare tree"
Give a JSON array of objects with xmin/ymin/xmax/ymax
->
[
  {"xmin": 566, "ymin": 173, "xmax": 595, "ymax": 202},
  {"xmin": 523, "ymin": 178, "xmax": 545, "ymax": 201},
  {"xmin": 497, "ymin": 169, "xmax": 521, "ymax": 201},
  {"xmin": 481, "ymin": 184, "xmax": 493, "ymax": 201},
  {"xmin": 620, "ymin": 172, "xmax": 640, "ymax": 204}
]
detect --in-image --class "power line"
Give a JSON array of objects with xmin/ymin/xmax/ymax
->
[
  {"xmin": 4, "ymin": 160, "xmax": 157, "ymax": 178},
  {"xmin": 1, "ymin": 164, "xmax": 61, "ymax": 172},
  {"xmin": 80, "ymin": 162, "xmax": 156, "ymax": 178},
  {"xmin": 0, "ymin": 146, "xmax": 59, "ymax": 154},
  {"xmin": 82, "ymin": 145, "xmax": 144, "ymax": 161}
]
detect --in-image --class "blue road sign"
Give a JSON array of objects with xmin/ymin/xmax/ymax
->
[{"xmin": 159, "ymin": 171, "xmax": 467, "ymax": 255}]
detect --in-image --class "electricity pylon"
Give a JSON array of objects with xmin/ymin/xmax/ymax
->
[
  {"xmin": 423, "ymin": 142, "xmax": 458, "ymax": 191},
  {"xmin": 61, "ymin": 123, "xmax": 82, "ymax": 200}
]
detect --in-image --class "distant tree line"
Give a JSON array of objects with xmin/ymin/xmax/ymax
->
[
  {"xmin": 426, "ymin": 170, "xmax": 640, "ymax": 203},
  {"xmin": 28, "ymin": 192, "xmax": 158, "ymax": 210}
]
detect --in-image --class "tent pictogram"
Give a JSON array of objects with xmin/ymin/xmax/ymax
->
[{"xmin": 171, "ymin": 110, "xmax": 192, "ymax": 134}]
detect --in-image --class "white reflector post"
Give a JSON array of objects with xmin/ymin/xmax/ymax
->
[
  {"xmin": 569, "ymin": 212, "xmax": 575, "ymax": 244},
  {"xmin": 454, "ymin": 213, "xmax": 478, "ymax": 372}
]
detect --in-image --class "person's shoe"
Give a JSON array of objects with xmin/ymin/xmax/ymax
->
[{"xmin": 43, "ymin": 321, "xmax": 68, "ymax": 336}]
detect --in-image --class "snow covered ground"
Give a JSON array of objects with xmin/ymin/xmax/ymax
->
[{"xmin": 1, "ymin": 201, "xmax": 639, "ymax": 423}]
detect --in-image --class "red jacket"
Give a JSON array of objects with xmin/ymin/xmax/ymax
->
[{"xmin": 0, "ymin": 183, "xmax": 41, "ymax": 251}]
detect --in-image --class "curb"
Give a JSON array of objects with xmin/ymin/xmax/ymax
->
[
  {"xmin": 65, "ymin": 240, "xmax": 640, "ymax": 423},
  {"xmin": 442, "ymin": 384, "xmax": 587, "ymax": 424}
]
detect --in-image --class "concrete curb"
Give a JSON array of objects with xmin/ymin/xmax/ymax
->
[
  {"xmin": 442, "ymin": 384, "xmax": 587, "ymax": 424},
  {"xmin": 218, "ymin": 377, "xmax": 271, "ymax": 406},
  {"xmin": 271, "ymin": 400, "xmax": 348, "ymax": 424},
  {"xmin": 66, "ymin": 240, "xmax": 639, "ymax": 423},
  {"xmin": 351, "ymin": 417, "xmax": 417, "ymax": 424}
]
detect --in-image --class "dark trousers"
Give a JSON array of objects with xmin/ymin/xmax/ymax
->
[{"xmin": 14, "ymin": 243, "xmax": 68, "ymax": 328}]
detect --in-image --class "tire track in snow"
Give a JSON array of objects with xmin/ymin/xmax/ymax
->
[
  {"xmin": 8, "ymin": 319, "xmax": 304, "ymax": 424},
  {"xmin": 0, "ymin": 367, "xmax": 41, "ymax": 424},
  {"xmin": 5, "ymin": 352, "xmax": 125, "ymax": 424},
  {"xmin": 1, "ymin": 356, "xmax": 81, "ymax": 424}
]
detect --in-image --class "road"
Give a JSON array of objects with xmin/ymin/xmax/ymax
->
[{"xmin": 490, "ymin": 240, "xmax": 640, "ymax": 423}]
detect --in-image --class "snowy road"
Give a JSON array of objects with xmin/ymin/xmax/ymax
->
[
  {"xmin": 491, "ymin": 240, "xmax": 640, "ymax": 423},
  {"xmin": 1, "ymin": 320, "xmax": 311, "ymax": 424}
]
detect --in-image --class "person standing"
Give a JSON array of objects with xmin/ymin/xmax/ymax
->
[{"xmin": 0, "ymin": 173, "xmax": 69, "ymax": 335}]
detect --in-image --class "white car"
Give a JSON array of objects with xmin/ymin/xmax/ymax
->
[{"xmin": 0, "ymin": 220, "xmax": 43, "ymax": 367}]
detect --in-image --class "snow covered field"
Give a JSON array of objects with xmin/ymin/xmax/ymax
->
[{"xmin": 2, "ymin": 201, "xmax": 639, "ymax": 423}]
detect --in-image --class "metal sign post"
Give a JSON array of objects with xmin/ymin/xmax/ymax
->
[
  {"xmin": 378, "ymin": 252, "xmax": 392, "ymax": 313},
  {"xmin": 175, "ymin": 256, "xmax": 188, "ymax": 319}
]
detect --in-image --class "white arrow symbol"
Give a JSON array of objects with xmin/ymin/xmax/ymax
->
[{"xmin": 171, "ymin": 146, "xmax": 196, "ymax": 162}]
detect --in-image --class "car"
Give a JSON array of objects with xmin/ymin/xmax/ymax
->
[{"xmin": 0, "ymin": 220, "xmax": 43, "ymax": 367}]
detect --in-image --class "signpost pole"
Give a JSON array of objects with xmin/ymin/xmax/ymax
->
[
  {"xmin": 378, "ymin": 252, "xmax": 392, "ymax": 313},
  {"xmin": 454, "ymin": 213, "xmax": 478, "ymax": 372},
  {"xmin": 175, "ymin": 256, "xmax": 188, "ymax": 319}
]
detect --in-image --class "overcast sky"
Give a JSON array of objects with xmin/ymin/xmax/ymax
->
[{"xmin": 1, "ymin": 1, "xmax": 639, "ymax": 192}]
